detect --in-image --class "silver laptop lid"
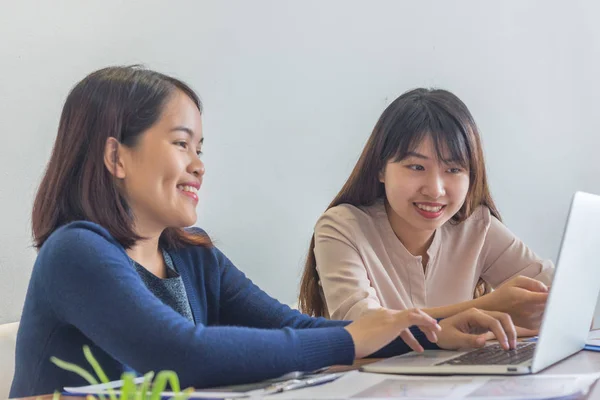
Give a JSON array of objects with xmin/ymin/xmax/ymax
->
[{"xmin": 531, "ymin": 191, "xmax": 600, "ymax": 372}]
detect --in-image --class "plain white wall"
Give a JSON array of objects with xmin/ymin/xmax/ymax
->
[{"xmin": 1, "ymin": 0, "xmax": 599, "ymax": 323}]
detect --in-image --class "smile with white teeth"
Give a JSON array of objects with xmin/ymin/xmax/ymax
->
[
  {"xmin": 177, "ymin": 185, "xmax": 198, "ymax": 194},
  {"xmin": 415, "ymin": 203, "xmax": 444, "ymax": 212}
]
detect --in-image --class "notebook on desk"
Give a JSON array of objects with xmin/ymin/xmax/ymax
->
[{"xmin": 362, "ymin": 191, "xmax": 600, "ymax": 376}]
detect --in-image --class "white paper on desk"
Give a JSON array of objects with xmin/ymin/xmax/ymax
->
[
  {"xmin": 268, "ymin": 370, "xmax": 600, "ymax": 400},
  {"xmin": 64, "ymin": 377, "xmax": 145, "ymax": 392},
  {"xmin": 66, "ymin": 389, "xmax": 247, "ymax": 399}
]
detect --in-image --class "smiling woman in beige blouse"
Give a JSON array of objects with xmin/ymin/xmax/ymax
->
[{"xmin": 298, "ymin": 88, "xmax": 554, "ymax": 334}]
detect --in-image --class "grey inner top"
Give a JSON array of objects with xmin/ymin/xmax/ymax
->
[{"xmin": 132, "ymin": 249, "xmax": 194, "ymax": 323}]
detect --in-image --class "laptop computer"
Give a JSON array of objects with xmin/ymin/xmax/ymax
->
[{"xmin": 362, "ymin": 191, "xmax": 600, "ymax": 376}]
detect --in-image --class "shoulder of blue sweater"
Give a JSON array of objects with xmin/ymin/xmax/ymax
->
[
  {"xmin": 44, "ymin": 222, "xmax": 224, "ymax": 266},
  {"xmin": 35, "ymin": 221, "xmax": 132, "ymax": 282},
  {"xmin": 37, "ymin": 222, "xmax": 132, "ymax": 273},
  {"xmin": 43, "ymin": 220, "xmax": 123, "ymax": 250},
  {"xmin": 171, "ymin": 228, "xmax": 226, "ymax": 263}
]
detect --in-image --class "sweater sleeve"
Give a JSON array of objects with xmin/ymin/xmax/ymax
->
[
  {"xmin": 40, "ymin": 224, "xmax": 354, "ymax": 389},
  {"xmin": 215, "ymin": 248, "xmax": 438, "ymax": 357},
  {"xmin": 216, "ymin": 247, "xmax": 352, "ymax": 329}
]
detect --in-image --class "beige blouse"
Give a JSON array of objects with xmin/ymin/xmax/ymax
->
[{"xmin": 314, "ymin": 199, "xmax": 554, "ymax": 320}]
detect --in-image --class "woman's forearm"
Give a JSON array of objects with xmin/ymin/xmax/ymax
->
[{"xmin": 423, "ymin": 297, "xmax": 488, "ymax": 319}]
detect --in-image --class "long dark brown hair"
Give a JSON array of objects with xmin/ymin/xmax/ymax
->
[
  {"xmin": 32, "ymin": 66, "xmax": 211, "ymax": 250},
  {"xmin": 299, "ymin": 88, "xmax": 500, "ymax": 317}
]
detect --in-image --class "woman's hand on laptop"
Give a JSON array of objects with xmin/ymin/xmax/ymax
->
[
  {"xmin": 436, "ymin": 308, "xmax": 518, "ymax": 351},
  {"xmin": 477, "ymin": 275, "xmax": 549, "ymax": 330},
  {"xmin": 344, "ymin": 308, "xmax": 441, "ymax": 359}
]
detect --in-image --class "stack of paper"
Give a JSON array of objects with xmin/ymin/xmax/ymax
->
[
  {"xmin": 64, "ymin": 372, "xmax": 344, "ymax": 399},
  {"xmin": 268, "ymin": 371, "xmax": 600, "ymax": 399}
]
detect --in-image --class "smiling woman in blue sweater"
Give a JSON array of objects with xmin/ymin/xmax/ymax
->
[{"xmin": 11, "ymin": 66, "xmax": 518, "ymax": 397}]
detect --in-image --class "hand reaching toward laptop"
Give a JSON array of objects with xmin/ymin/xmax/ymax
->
[
  {"xmin": 475, "ymin": 275, "xmax": 549, "ymax": 330},
  {"xmin": 344, "ymin": 307, "xmax": 519, "ymax": 359}
]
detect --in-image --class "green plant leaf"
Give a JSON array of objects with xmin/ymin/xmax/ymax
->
[
  {"xmin": 149, "ymin": 371, "xmax": 180, "ymax": 400},
  {"xmin": 52, "ymin": 346, "xmax": 190, "ymax": 400},
  {"xmin": 50, "ymin": 356, "xmax": 99, "ymax": 385},
  {"xmin": 138, "ymin": 371, "xmax": 155, "ymax": 400},
  {"xmin": 83, "ymin": 346, "xmax": 111, "ymax": 384},
  {"xmin": 178, "ymin": 387, "xmax": 193, "ymax": 400},
  {"xmin": 50, "ymin": 355, "xmax": 105, "ymax": 400},
  {"xmin": 119, "ymin": 372, "xmax": 137, "ymax": 400},
  {"xmin": 83, "ymin": 345, "xmax": 118, "ymax": 400}
]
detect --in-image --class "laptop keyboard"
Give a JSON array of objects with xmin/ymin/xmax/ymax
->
[{"xmin": 436, "ymin": 342, "xmax": 536, "ymax": 366}]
